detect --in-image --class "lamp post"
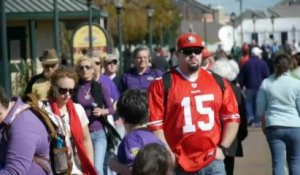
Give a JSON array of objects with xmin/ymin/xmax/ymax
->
[
  {"xmin": 113, "ymin": 0, "xmax": 124, "ymax": 74},
  {"xmin": 270, "ymin": 15, "xmax": 275, "ymax": 42},
  {"xmin": 146, "ymin": 4, "xmax": 155, "ymax": 54},
  {"xmin": 230, "ymin": 12, "xmax": 236, "ymax": 43},
  {"xmin": 202, "ymin": 12, "xmax": 207, "ymax": 46},
  {"xmin": 87, "ymin": 0, "xmax": 93, "ymax": 52},
  {"xmin": 251, "ymin": 12, "xmax": 257, "ymax": 33},
  {"xmin": 292, "ymin": 26, "xmax": 296, "ymax": 42},
  {"xmin": 53, "ymin": 0, "xmax": 60, "ymax": 54},
  {"xmin": 0, "ymin": 0, "xmax": 11, "ymax": 95}
]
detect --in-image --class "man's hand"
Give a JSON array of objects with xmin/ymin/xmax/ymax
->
[{"xmin": 215, "ymin": 147, "xmax": 225, "ymax": 160}]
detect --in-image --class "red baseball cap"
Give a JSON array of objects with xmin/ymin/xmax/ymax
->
[
  {"xmin": 177, "ymin": 33, "xmax": 204, "ymax": 50},
  {"xmin": 202, "ymin": 48, "xmax": 214, "ymax": 59}
]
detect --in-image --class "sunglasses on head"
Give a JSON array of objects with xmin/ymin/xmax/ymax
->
[
  {"xmin": 79, "ymin": 65, "xmax": 92, "ymax": 71},
  {"xmin": 106, "ymin": 59, "xmax": 118, "ymax": 65},
  {"xmin": 43, "ymin": 64, "xmax": 57, "ymax": 69},
  {"xmin": 57, "ymin": 87, "xmax": 74, "ymax": 95},
  {"xmin": 181, "ymin": 47, "xmax": 203, "ymax": 55}
]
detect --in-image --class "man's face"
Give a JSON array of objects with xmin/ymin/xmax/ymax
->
[
  {"xmin": 43, "ymin": 63, "xmax": 59, "ymax": 78},
  {"xmin": 177, "ymin": 47, "xmax": 203, "ymax": 73},
  {"xmin": 134, "ymin": 50, "xmax": 150, "ymax": 70}
]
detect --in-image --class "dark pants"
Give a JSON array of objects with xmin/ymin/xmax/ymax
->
[{"xmin": 224, "ymin": 157, "xmax": 235, "ymax": 175}]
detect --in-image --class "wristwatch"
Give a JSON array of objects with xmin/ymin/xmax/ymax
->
[{"xmin": 218, "ymin": 145, "xmax": 230, "ymax": 156}]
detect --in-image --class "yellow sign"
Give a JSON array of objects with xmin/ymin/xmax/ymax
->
[{"xmin": 72, "ymin": 24, "xmax": 109, "ymax": 63}]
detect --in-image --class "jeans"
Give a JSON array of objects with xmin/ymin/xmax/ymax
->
[
  {"xmin": 266, "ymin": 127, "xmax": 300, "ymax": 175},
  {"xmin": 175, "ymin": 159, "xmax": 226, "ymax": 175},
  {"xmin": 245, "ymin": 89, "xmax": 259, "ymax": 124},
  {"xmin": 90, "ymin": 129, "xmax": 107, "ymax": 175},
  {"xmin": 104, "ymin": 124, "xmax": 126, "ymax": 175}
]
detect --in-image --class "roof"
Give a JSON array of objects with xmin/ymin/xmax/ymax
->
[
  {"xmin": 5, "ymin": 0, "xmax": 108, "ymax": 20},
  {"xmin": 268, "ymin": 5, "xmax": 300, "ymax": 18},
  {"xmin": 176, "ymin": 0, "xmax": 214, "ymax": 14}
]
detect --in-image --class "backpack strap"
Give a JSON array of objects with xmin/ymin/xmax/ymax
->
[
  {"xmin": 162, "ymin": 71, "xmax": 172, "ymax": 107},
  {"xmin": 211, "ymin": 72, "xmax": 225, "ymax": 93},
  {"xmin": 23, "ymin": 94, "xmax": 58, "ymax": 139}
]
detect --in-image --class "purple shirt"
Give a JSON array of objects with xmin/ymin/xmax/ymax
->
[
  {"xmin": 0, "ymin": 97, "xmax": 50, "ymax": 175},
  {"xmin": 239, "ymin": 56, "xmax": 270, "ymax": 90},
  {"xmin": 117, "ymin": 129, "xmax": 164, "ymax": 167},
  {"xmin": 76, "ymin": 81, "xmax": 114, "ymax": 132},
  {"xmin": 98, "ymin": 75, "xmax": 120, "ymax": 102},
  {"xmin": 120, "ymin": 68, "xmax": 162, "ymax": 92}
]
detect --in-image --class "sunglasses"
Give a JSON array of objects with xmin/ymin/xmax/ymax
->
[
  {"xmin": 106, "ymin": 60, "xmax": 118, "ymax": 65},
  {"xmin": 57, "ymin": 87, "xmax": 74, "ymax": 95},
  {"xmin": 43, "ymin": 64, "xmax": 57, "ymax": 69},
  {"xmin": 79, "ymin": 65, "xmax": 92, "ymax": 71},
  {"xmin": 95, "ymin": 61, "xmax": 101, "ymax": 66},
  {"xmin": 181, "ymin": 47, "xmax": 203, "ymax": 55}
]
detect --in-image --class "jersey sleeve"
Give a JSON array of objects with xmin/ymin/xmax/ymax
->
[
  {"xmin": 147, "ymin": 78, "xmax": 165, "ymax": 131},
  {"xmin": 117, "ymin": 135, "xmax": 142, "ymax": 167},
  {"xmin": 220, "ymin": 80, "xmax": 240, "ymax": 124}
]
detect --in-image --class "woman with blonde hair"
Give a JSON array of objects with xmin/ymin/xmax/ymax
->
[
  {"xmin": 74, "ymin": 56, "xmax": 115, "ymax": 175},
  {"xmin": 47, "ymin": 67, "xmax": 97, "ymax": 175}
]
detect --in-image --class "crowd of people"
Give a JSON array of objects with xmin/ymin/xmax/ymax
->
[{"xmin": 0, "ymin": 32, "xmax": 300, "ymax": 175}]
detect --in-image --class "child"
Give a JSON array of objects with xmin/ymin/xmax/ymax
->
[
  {"xmin": 132, "ymin": 143, "xmax": 173, "ymax": 175},
  {"xmin": 109, "ymin": 90, "xmax": 164, "ymax": 174}
]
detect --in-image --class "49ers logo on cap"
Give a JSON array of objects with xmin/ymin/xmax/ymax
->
[{"xmin": 185, "ymin": 36, "xmax": 197, "ymax": 44}]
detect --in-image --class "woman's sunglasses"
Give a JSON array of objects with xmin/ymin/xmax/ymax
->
[
  {"xmin": 57, "ymin": 87, "xmax": 74, "ymax": 95},
  {"xmin": 181, "ymin": 47, "xmax": 203, "ymax": 55}
]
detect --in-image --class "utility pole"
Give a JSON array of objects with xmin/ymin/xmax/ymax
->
[{"xmin": 239, "ymin": 0, "xmax": 244, "ymax": 45}]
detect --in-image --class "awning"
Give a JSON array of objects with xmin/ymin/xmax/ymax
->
[{"xmin": 6, "ymin": 0, "xmax": 108, "ymax": 20}]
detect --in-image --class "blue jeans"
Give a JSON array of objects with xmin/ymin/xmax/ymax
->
[
  {"xmin": 90, "ymin": 129, "xmax": 107, "ymax": 175},
  {"xmin": 175, "ymin": 159, "xmax": 226, "ymax": 175},
  {"xmin": 266, "ymin": 127, "xmax": 300, "ymax": 175},
  {"xmin": 245, "ymin": 89, "xmax": 259, "ymax": 124}
]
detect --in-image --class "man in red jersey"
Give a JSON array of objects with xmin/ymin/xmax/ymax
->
[{"xmin": 147, "ymin": 33, "xmax": 240, "ymax": 174}]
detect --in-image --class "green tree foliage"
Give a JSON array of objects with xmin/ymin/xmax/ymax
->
[{"xmin": 94, "ymin": 0, "xmax": 180, "ymax": 45}]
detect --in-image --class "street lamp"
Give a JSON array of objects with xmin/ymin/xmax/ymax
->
[
  {"xmin": 146, "ymin": 4, "xmax": 155, "ymax": 54},
  {"xmin": 230, "ymin": 12, "xmax": 236, "ymax": 43},
  {"xmin": 53, "ymin": 0, "xmax": 60, "ymax": 54},
  {"xmin": 0, "ymin": 0, "xmax": 11, "ymax": 95},
  {"xmin": 251, "ymin": 12, "xmax": 257, "ymax": 33},
  {"xmin": 87, "ymin": 0, "xmax": 93, "ymax": 52},
  {"xmin": 292, "ymin": 26, "xmax": 296, "ymax": 42},
  {"xmin": 202, "ymin": 12, "xmax": 207, "ymax": 46},
  {"xmin": 113, "ymin": 0, "xmax": 124, "ymax": 74},
  {"xmin": 270, "ymin": 15, "xmax": 275, "ymax": 43}
]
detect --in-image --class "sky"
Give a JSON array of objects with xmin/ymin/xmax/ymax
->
[{"xmin": 196, "ymin": 0, "xmax": 282, "ymax": 15}]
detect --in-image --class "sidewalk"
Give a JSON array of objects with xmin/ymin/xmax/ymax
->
[{"xmin": 235, "ymin": 127, "xmax": 272, "ymax": 175}]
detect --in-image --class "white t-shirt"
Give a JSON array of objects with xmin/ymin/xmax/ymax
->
[{"xmin": 42, "ymin": 102, "xmax": 89, "ymax": 175}]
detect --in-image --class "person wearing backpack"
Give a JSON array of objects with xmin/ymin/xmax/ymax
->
[
  {"xmin": 147, "ymin": 33, "xmax": 240, "ymax": 174},
  {"xmin": 46, "ymin": 68, "xmax": 97, "ymax": 175},
  {"xmin": 210, "ymin": 59, "xmax": 248, "ymax": 175},
  {"xmin": 0, "ymin": 87, "xmax": 51, "ymax": 175}
]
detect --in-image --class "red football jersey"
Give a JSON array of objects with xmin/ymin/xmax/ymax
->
[{"xmin": 148, "ymin": 68, "xmax": 240, "ymax": 172}]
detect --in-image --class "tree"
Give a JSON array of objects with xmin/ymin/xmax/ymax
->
[{"xmin": 94, "ymin": 0, "xmax": 180, "ymax": 46}]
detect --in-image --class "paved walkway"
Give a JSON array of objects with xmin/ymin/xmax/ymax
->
[{"xmin": 235, "ymin": 127, "xmax": 272, "ymax": 175}]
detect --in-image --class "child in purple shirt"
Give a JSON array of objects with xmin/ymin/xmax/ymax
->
[{"xmin": 109, "ymin": 89, "xmax": 164, "ymax": 174}]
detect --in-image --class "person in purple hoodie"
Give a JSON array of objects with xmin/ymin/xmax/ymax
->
[
  {"xmin": 0, "ymin": 87, "xmax": 50, "ymax": 175},
  {"xmin": 109, "ymin": 90, "xmax": 164, "ymax": 175}
]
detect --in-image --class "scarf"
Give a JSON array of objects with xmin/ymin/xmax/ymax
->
[{"xmin": 50, "ymin": 99, "xmax": 97, "ymax": 175}]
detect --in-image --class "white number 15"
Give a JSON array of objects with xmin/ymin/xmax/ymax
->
[{"xmin": 182, "ymin": 94, "xmax": 214, "ymax": 133}]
